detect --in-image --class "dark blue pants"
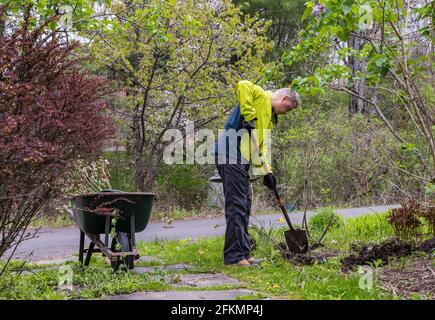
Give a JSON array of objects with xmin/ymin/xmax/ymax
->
[{"xmin": 216, "ymin": 163, "xmax": 252, "ymax": 264}]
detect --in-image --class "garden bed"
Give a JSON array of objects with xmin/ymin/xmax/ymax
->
[
  {"xmin": 341, "ymin": 237, "xmax": 435, "ymax": 271},
  {"xmin": 378, "ymin": 257, "xmax": 435, "ymax": 299}
]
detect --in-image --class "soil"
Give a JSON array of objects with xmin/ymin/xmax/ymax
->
[
  {"xmin": 276, "ymin": 242, "xmax": 328, "ymax": 265},
  {"xmin": 341, "ymin": 237, "xmax": 435, "ymax": 271},
  {"xmin": 418, "ymin": 238, "xmax": 435, "ymax": 253},
  {"xmin": 378, "ymin": 257, "xmax": 435, "ymax": 299}
]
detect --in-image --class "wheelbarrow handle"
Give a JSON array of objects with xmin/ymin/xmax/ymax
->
[{"xmin": 248, "ymin": 130, "xmax": 295, "ymax": 231}]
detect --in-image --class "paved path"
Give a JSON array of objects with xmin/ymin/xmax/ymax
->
[{"xmin": 7, "ymin": 205, "xmax": 398, "ymax": 261}]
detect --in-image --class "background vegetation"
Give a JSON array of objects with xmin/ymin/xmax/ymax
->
[{"xmin": 0, "ymin": 0, "xmax": 433, "ymax": 247}]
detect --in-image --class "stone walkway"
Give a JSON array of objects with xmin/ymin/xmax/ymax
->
[
  {"xmin": 29, "ymin": 256, "xmax": 263, "ymax": 300},
  {"xmin": 104, "ymin": 289, "xmax": 257, "ymax": 300}
]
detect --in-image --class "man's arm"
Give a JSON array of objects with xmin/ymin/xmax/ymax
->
[{"xmin": 236, "ymin": 80, "xmax": 262, "ymax": 122}]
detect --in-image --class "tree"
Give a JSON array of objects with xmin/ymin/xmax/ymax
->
[
  {"xmin": 0, "ymin": 16, "xmax": 113, "ymax": 273},
  {"xmin": 232, "ymin": 0, "xmax": 308, "ymax": 85},
  {"xmin": 0, "ymin": 0, "xmax": 110, "ymax": 32},
  {"xmin": 87, "ymin": 0, "xmax": 273, "ymax": 191},
  {"xmin": 284, "ymin": 0, "xmax": 435, "ymax": 193}
]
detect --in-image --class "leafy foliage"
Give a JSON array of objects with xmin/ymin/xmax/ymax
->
[
  {"xmin": 389, "ymin": 200, "xmax": 435, "ymax": 239},
  {"xmin": 309, "ymin": 207, "xmax": 344, "ymax": 233},
  {"xmin": 282, "ymin": 0, "xmax": 435, "ymax": 185},
  {"xmin": 86, "ymin": 0, "xmax": 273, "ymax": 190}
]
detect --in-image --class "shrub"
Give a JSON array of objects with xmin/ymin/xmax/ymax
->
[
  {"xmin": 309, "ymin": 207, "xmax": 344, "ymax": 233},
  {"xmin": 388, "ymin": 199, "xmax": 435, "ymax": 239},
  {"xmin": 0, "ymin": 18, "xmax": 113, "ymax": 272},
  {"xmin": 388, "ymin": 200, "xmax": 423, "ymax": 240}
]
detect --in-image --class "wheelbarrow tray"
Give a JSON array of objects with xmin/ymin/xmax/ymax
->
[{"xmin": 70, "ymin": 192, "xmax": 156, "ymax": 235}]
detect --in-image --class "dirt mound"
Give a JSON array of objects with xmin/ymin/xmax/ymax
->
[
  {"xmin": 417, "ymin": 238, "xmax": 435, "ymax": 253},
  {"xmin": 341, "ymin": 237, "xmax": 435, "ymax": 271},
  {"xmin": 276, "ymin": 242, "xmax": 327, "ymax": 265}
]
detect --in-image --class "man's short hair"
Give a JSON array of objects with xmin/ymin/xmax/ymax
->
[{"xmin": 275, "ymin": 88, "xmax": 301, "ymax": 106}]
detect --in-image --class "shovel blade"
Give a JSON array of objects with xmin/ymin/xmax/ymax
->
[{"xmin": 284, "ymin": 229, "xmax": 309, "ymax": 254}]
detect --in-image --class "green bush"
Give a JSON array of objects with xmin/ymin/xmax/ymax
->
[
  {"xmin": 155, "ymin": 164, "xmax": 211, "ymax": 209},
  {"xmin": 103, "ymin": 151, "xmax": 135, "ymax": 191},
  {"xmin": 309, "ymin": 207, "xmax": 344, "ymax": 233}
]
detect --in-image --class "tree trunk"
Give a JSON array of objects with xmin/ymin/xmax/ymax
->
[
  {"xmin": 132, "ymin": 112, "xmax": 145, "ymax": 191},
  {"xmin": 348, "ymin": 35, "xmax": 369, "ymax": 115},
  {"xmin": 144, "ymin": 166, "xmax": 157, "ymax": 191}
]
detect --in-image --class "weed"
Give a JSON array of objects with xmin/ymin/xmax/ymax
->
[{"xmin": 309, "ymin": 207, "xmax": 344, "ymax": 233}]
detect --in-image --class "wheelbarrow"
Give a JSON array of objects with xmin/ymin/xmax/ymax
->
[{"xmin": 64, "ymin": 190, "xmax": 156, "ymax": 271}]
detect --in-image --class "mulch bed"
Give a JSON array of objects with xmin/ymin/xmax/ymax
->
[
  {"xmin": 378, "ymin": 257, "xmax": 435, "ymax": 299},
  {"xmin": 341, "ymin": 237, "xmax": 435, "ymax": 271}
]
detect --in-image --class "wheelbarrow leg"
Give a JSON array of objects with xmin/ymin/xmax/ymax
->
[
  {"xmin": 84, "ymin": 242, "xmax": 95, "ymax": 267},
  {"xmin": 79, "ymin": 230, "xmax": 85, "ymax": 265},
  {"xmin": 104, "ymin": 216, "xmax": 110, "ymax": 247},
  {"xmin": 130, "ymin": 213, "xmax": 138, "ymax": 263},
  {"xmin": 130, "ymin": 213, "xmax": 136, "ymax": 247}
]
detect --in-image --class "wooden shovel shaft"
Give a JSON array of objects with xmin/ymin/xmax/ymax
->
[
  {"xmin": 248, "ymin": 130, "xmax": 295, "ymax": 230},
  {"xmin": 272, "ymin": 187, "xmax": 295, "ymax": 231}
]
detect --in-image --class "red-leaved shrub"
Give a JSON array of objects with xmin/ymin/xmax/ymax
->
[{"xmin": 0, "ymin": 19, "xmax": 114, "ymax": 269}]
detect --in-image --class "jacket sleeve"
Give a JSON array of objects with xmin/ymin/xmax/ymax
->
[
  {"xmin": 250, "ymin": 129, "xmax": 273, "ymax": 175},
  {"xmin": 236, "ymin": 80, "xmax": 260, "ymax": 122}
]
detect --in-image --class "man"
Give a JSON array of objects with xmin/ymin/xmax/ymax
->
[{"xmin": 214, "ymin": 80, "xmax": 300, "ymax": 267}]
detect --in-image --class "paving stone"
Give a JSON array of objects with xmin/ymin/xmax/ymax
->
[
  {"xmin": 133, "ymin": 264, "xmax": 194, "ymax": 274},
  {"xmin": 177, "ymin": 273, "xmax": 241, "ymax": 287},
  {"xmin": 104, "ymin": 289, "xmax": 257, "ymax": 300}
]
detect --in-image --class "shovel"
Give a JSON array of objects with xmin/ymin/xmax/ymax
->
[
  {"xmin": 271, "ymin": 184, "xmax": 309, "ymax": 254},
  {"xmin": 249, "ymin": 131, "xmax": 309, "ymax": 254}
]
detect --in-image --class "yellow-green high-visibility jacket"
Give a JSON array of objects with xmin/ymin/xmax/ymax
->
[
  {"xmin": 214, "ymin": 80, "xmax": 276, "ymax": 174},
  {"xmin": 237, "ymin": 80, "xmax": 276, "ymax": 174}
]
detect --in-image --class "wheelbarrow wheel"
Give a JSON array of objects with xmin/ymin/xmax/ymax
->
[{"xmin": 110, "ymin": 232, "xmax": 134, "ymax": 271}]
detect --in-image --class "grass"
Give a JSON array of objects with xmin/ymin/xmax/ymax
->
[
  {"xmin": 136, "ymin": 236, "xmax": 388, "ymax": 300},
  {"xmin": 1, "ymin": 211, "xmax": 431, "ymax": 300},
  {"xmin": 0, "ymin": 257, "xmax": 172, "ymax": 300},
  {"xmin": 311, "ymin": 212, "xmax": 395, "ymax": 251}
]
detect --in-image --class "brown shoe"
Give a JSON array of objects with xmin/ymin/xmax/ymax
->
[{"xmin": 225, "ymin": 259, "xmax": 251, "ymax": 267}]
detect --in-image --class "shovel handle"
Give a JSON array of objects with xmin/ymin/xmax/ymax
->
[
  {"xmin": 272, "ymin": 187, "xmax": 295, "ymax": 231},
  {"xmin": 248, "ymin": 130, "xmax": 295, "ymax": 231}
]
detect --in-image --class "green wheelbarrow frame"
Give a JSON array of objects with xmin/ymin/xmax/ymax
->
[{"xmin": 65, "ymin": 191, "xmax": 156, "ymax": 271}]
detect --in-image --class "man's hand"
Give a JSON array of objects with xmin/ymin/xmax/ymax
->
[
  {"xmin": 242, "ymin": 119, "xmax": 256, "ymax": 132},
  {"xmin": 263, "ymin": 173, "xmax": 277, "ymax": 190}
]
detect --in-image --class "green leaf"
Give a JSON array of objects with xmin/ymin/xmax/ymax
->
[
  {"xmin": 400, "ymin": 143, "xmax": 417, "ymax": 151},
  {"xmin": 336, "ymin": 28, "xmax": 349, "ymax": 41},
  {"xmin": 342, "ymin": 4, "xmax": 352, "ymax": 15},
  {"xmin": 367, "ymin": 54, "xmax": 390, "ymax": 76}
]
